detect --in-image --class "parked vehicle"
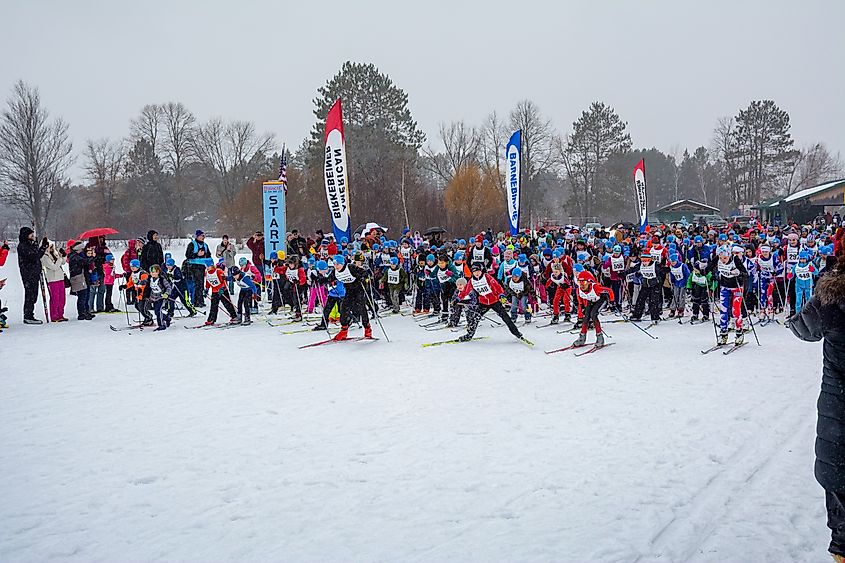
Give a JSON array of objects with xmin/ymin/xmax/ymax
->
[{"xmin": 693, "ymin": 214, "xmax": 728, "ymax": 227}]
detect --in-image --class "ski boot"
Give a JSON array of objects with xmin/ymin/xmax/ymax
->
[
  {"xmin": 525, "ymin": 316, "xmax": 532, "ymax": 324},
  {"xmin": 595, "ymin": 332, "xmax": 605, "ymax": 347},
  {"xmin": 572, "ymin": 332, "xmax": 587, "ymax": 347},
  {"xmin": 242, "ymin": 318, "xmax": 252, "ymax": 326},
  {"xmin": 550, "ymin": 314, "xmax": 559, "ymax": 325},
  {"xmin": 573, "ymin": 318, "xmax": 583, "ymax": 329},
  {"xmin": 717, "ymin": 330, "xmax": 729, "ymax": 345},
  {"xmin": 668, "ymin": 310, "xmax": 676, "ymax": 319},
  {"xmin": 235, "ymin": 314, "xmax": 243, "ymax": 324},
  {"xmin": 333, "ymin": 325, "xmax": 349, "ymax": 341},
  {"xmin": 690, "ymin": 314, "xmax": 699, "ymax": 323},
  {"xmin": 312, "ymin": 323, "xmax": 327, "ymax": 332},
  {"xmin": 734, "ymin": 330, "xmax": 744, "ymax": 345},
  {"xmin": 563, "ymin": 313, "xmax": 572, "ymax": 323},
  {"xmin": 228, "ymin": 317, "xmax": 240, "ymax": 325},
  {"xmin": 141, "ymin": 318, "xmax": 154, "ymax": 327},
  {"xmin": 364, "ymin": 326, "xmax": 373, "ymax": 339},
  {"xmin": 204, "ymin": 320, "xmax": 215, "ymax": 326}
]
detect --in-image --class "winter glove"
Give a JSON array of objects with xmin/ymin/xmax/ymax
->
[{"xmin": 118, "ymin": 284, "xmax": 127, "ymax": 291}]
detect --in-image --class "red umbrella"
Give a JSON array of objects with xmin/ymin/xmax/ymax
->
[{"xmin": 78, "ymin": 227, "xmax": 119, "ymax": 239}]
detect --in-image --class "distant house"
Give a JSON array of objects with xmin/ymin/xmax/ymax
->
[
  {"xmin": 651, "ymin": 200, "xmax": 721, "ymax": 224},
  {"xmin": 752, "ymin": 178, "xmax": 845, "ymax": 224}
]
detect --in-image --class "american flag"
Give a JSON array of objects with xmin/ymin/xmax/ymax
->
[{"xmin": 278, "ymin": 144, "xmax": 287, "ymax": 192}]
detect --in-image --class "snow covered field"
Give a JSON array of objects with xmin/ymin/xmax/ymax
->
[{"xmin": 0, "ymin": 245, "xmax": 831, "ymax": 561}]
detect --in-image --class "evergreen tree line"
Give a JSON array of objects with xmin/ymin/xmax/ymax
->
[{"xmin": 1, "ymin": 62, "xmax": 842, "ymax": 241}]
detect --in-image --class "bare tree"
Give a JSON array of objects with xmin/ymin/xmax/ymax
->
[
  {"xmin": 160, "ymin": 102, "xmax": 196, "ymax": 233},
  {"xmin": 84, "ymin": 138, "xmax": 125, "ymax": 218},
  {"xmin": 130, "ymin": 104, "xmax": 163, "ymax": 154},
  {"xmin": 478, "ymin": 111, "xmax": 508, "ymax": 194},
  {"xmin": 780, "ymin": 142, "xmax": 843, "ymax": 195},
  {"xmin": 710, "ymin": 116, "xmax": 739, "ymax": 209},
  {"xmin": 193, "ymin": 118, "xmax": 275, "ymax": 205},
  {"xmin": 422, "ymin": 121, "xmax": 479, "ymax": 185},
  {"xmin": 509, "ymin": 100, "xmax": 557, "ymax": 226},
  {"xmin": 0, "ymin": 81, "xmax": 74, "ymax": 234}
]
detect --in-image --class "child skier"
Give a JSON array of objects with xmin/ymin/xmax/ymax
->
[
  {"xmin": 331, "ymin": 254, "xmax": 373, "ymax": 340},
  {"xmin": 102, "ymin": 254, "xmax": 121, "ymax": 313},
  {"xmin": 456, "ymin": 263, "xmax": 526, "ymax": 343},
  {"xmin": 232, "ymin": 266, "xmax": 258, "ymax": 325},
  {"xmin": 204, "ymin": 260, "xmax": 237, "ymax": 325},
  {"xmin": 793, "ymin": 250, "xmax": 818, "ymax": 314},
  {"xmin": 307, "ymin": 259, "xmax": 328, "ymax": 315},
  {"xmin": 434, "ymin": 254, "xmax": 461, "ymax": 321},
  {"xmin": 755, "ymin": 244, "xmax": 782, "ymax": 321},
  {"xmin": 626, "ymin": 253, "xmax": 665, "ymax": 322},
  {"xmin": 446, "ymin": 277, "xmax": 472, "ymax": 328},
  {"xmin": 121, "ymin": 259, "xmax": 153, "ymax": 326},
  {"xmin": 145, "ymin": 264, "xmax": 173, "ymax": 331},
  {"xmin": 572, "ymin": 270, "xmax": 614, "ymax": 348},
  {"xmin": 506, "ymin": 266, "xmax": 535, "ymax": 323},
  {"xmin": 667, "ymin": 252, "xmax": 690, "ymax": 319},
  {"xmin": 383, "ymin": 256, "xmax": 409, "ymax": 314},
  {"xmin": 707, "ymin": 245, "xmax": 749, "ymax": 345},
  {"xmin": 686, "ymin": 260, "xmax": 713, "ymax": 324},
  {"xmin": 284, "ymin": 255, "xmax": 307, "ymax": 321},
  {"xmin": 164, "ymin": 258, "xmax": 197, "ymax": 317},
  {"xmin": 311, "ymin": 260, "xmax": 345, "ymax": 332}
]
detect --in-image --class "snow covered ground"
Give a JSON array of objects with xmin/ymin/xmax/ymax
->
[{"xmin": 0, "ymin": 244, "xmax": 831, "ymax": 562}]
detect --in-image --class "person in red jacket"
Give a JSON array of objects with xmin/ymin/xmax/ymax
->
[
  {"xmin": 283, "ymin": 254, "xmax": 307, "ymax": 320},
  {"xmin": 572, "ymin": 270, "xmax": 614, "ymax": 348},
  {"xmin": 456, "ymin": 263, "xmax": 526, "ymax": 343},
  {"xmin": 204, "ymin": 262, "xmax": 237, "ymax": 325}
]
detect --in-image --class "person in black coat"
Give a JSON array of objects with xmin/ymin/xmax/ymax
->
[
  {"xmin": 141, "ymin": 230, "xmax": 164, "ymax": 272},
  {"xmin": 17, "ymin": 226, "xmax": 48, "ymax": 324},
  {"xmin": 789, "ymin": 255, "xmax": 845, "ymax": 559}
]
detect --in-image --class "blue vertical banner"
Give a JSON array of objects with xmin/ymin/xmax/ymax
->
[
  {"xmin": 505, "ymin": 130, "xmax": 521, "ymax": 236},
  {"xmin": 263, "ymin": 181, "xmax": 286, "ymax": 260}
]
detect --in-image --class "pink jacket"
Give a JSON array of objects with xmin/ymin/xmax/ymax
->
[{"xmin": 103, "ymin": 262, "xmax": 118, "ymax": 285}]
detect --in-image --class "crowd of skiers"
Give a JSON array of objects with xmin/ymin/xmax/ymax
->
[{"xmin": 2, "ymin": 220, "xmax": 844, "ymax": 347}]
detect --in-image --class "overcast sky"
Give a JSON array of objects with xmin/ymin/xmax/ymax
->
[{"xmin": 2, "ymin": 0, "xmax": 843, "ymax": 182}]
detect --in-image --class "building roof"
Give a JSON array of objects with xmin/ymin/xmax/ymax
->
[
  {"xmin": 652, "ymin": 199, "xmax": 720, "ymax": 213},
  {"xmin": 756, "ymin": 178, "xmax": 845, "ymax": 208}
]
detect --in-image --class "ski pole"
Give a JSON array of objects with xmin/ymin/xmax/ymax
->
[
  {"xmin": 363, "ymin": 284, "xmax": 390, "ymax": 342},
  {"xmin": 708, "ymin": 285, "xmax": 721, "ymax": 344},
  {"xmin": 739, "ymin": 293, "xmax": 761, "ymax": 347},
  {"xmin": 621, "ymin": 314, "xmax": 658, "ymax": 340},
  {"xmin": 315, "ymin": 286, "xmax": 334, "ymax": 339}
]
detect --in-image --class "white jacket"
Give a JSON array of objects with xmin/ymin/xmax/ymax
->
[{"xmin": 41, "ymin": 249, "xmax": 67, "ymax": 284}]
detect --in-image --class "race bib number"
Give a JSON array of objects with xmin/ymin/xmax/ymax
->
[
  {"xmin": 387, "ymin": 269, "xmax": 400, "ymax": 285},
  {"xmin": 149, "ymin": 279, "xmax": 161, "ymax": 295},
  {"xmin": 131, "ymin": 272, "xmax": 141, "ymax": 285},
  {"xmin": 206, "ymin": 272, "xmax": 221, "ymax": 287},
  {"xmin": 471, "ymin": 276, "xmax": 493, "ymax": 296},
  {"xmin": 508, "ymin": 279, "xmax": 524, "ymax": 293},
  {"xmin": 472, "ymin": 248, "xmax": 485, "ymax": 263},
  {"xmin": 400, "ymin": 247, "xmax": 411, "ymax": 260},
  {"xmin": 611, "ymin": 256, "xmax": 625, "ymax": 272},
  {"xmin": 758, "ymin": 257, "xmax": 773, "ymax": 274},
  {"xmin": 796, "ymin": 265, "xmax": 812, "ymax": 281},
  {"xmin": 786, "ymin": 246, "xmax": 799, "ymax": 263},
  {"xmin": 670, "ymin": 265, "xmax": 684, "ymax": 280},
  {"xmin": 285, "ymin": 269, "xmax": 299, "ymax": 282},
  {"xmin": 335, "ymin": 267, "xmax": 355, "ymax": 283},
  {"xmin": 691, "ymin": 272, "xmax": 706, "ymax": 285},
  {"xmin": 717, "ymin": 261, "xmax": 738, "ymax": 278},
  {"xmin": 437, "ymin": 269, "xmax": 452, "ymax": 283},
  {"xmin": 640, "ymin": 262, "xmax": 657, "ymax": 279}
]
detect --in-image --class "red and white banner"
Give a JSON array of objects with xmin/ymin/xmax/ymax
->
[
  {"xmin": 633, "ymin": 159, "xmax": 648, "ymax": 233},
  {"xmin": 323, "ymin": 98, "xmax": 351, "ymax": 242}
]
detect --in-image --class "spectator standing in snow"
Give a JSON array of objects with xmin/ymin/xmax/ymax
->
[
  {"xmin": 789, "ymin": 255, "xmax": 845, "ymax": 561},
  {"xmin": 40, "ymin": 240, "xmax": 68, "ymax": 322},
  {"xmin": 17, "ymin": 227, "xmax": 48, "ymax": 324}
]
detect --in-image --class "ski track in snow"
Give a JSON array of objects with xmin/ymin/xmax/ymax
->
[{"xmin": 0, "ymin": 242, "xmax": 831, "ymax": 562}]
